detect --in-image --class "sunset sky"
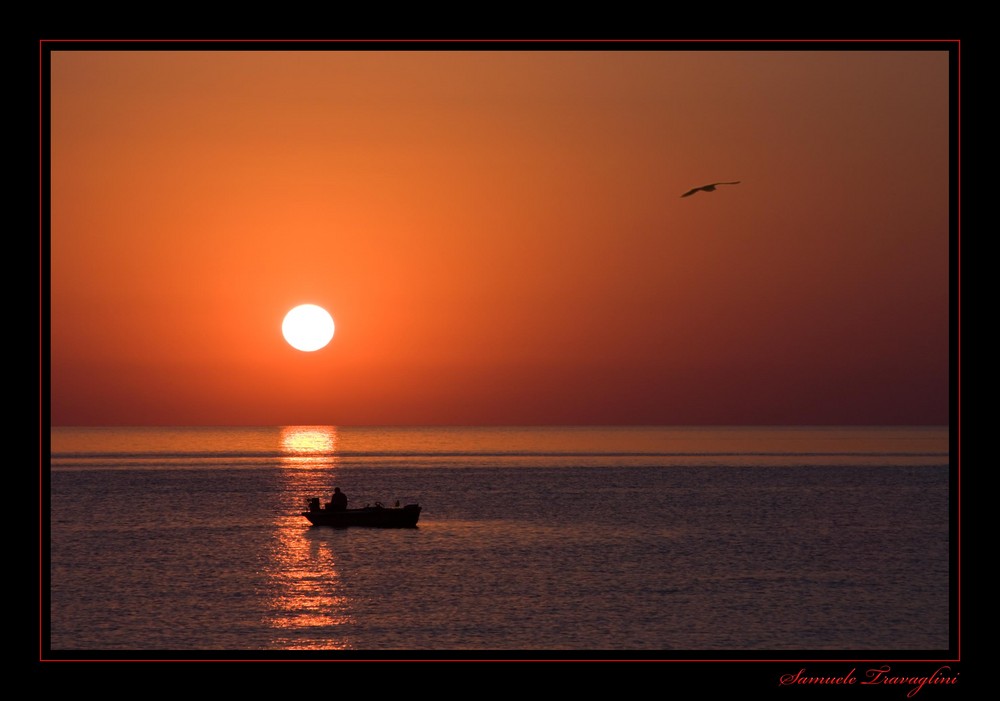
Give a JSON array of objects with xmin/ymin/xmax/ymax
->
[{"xmin": 47, "ymin": 46, "xmax": 952, "ymax": 426}]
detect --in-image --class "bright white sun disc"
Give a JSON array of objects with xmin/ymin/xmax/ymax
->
[{"xmin": 282, "ymin": 304, "xmax": 335, "ymax": 352}]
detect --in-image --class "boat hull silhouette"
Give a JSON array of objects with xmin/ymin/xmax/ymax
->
[{"xmin": 302, "ymin": 499, "xmax": 421, "ymax": 528}]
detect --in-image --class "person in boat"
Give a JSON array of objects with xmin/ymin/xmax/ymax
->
[{"xmin": 329, "ymin": 487, "xmax": 348, "ymax": 511}]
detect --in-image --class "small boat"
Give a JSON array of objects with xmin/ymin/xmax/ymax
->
[{"xmin": 302, "ymin": 498, "xmax": 422, "ymax": 528}]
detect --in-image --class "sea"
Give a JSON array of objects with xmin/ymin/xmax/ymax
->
[{"xmin": 46, "ymin": 425, "xmax": 952, "ymax": 657}]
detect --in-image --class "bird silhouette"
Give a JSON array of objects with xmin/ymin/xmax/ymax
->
[{"xmin": 680, "ymin": 181, "xmax": 741, "ymax": 198}]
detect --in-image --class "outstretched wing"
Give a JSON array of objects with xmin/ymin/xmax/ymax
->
[{"xmin": 680, "ymin": 181, "xmax": 741, "ymax": 197}]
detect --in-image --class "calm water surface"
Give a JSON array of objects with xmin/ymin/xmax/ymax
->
[{"xmin": 47, "ymin": 426, "xmax": 951, "ymax": 653}]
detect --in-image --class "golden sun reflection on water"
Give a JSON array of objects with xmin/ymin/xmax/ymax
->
[
  {"xmin": 279, "ymin": 426, "xmax": 339, "ymax": 470},
  {"xmin": 263, "ymin": 516, "xmax": 356, "ymax": 650},
  {"xmin": 265, "ymin": 426, "xmax": 355, "ymax": 649}
]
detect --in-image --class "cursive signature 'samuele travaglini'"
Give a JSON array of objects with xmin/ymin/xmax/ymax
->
[{"xmin": 779, "ymin": 665, "xmax": 959, "ymax": 697}]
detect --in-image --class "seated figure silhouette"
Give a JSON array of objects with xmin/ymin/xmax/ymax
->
[{"xmin": 329, "ymin": 487, "xmax": 348, "ymax": 511}]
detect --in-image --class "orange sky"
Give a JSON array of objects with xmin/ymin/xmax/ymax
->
[{"xmin": 47, "ymin": 47, "xmax": 952, "ymax": 426}]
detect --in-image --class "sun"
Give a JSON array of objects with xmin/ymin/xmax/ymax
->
[{"xmin": 282, "ymin": 304, "xmax": 335, "ymax": 352}]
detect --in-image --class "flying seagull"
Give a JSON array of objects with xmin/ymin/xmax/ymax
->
[{"xmin": 680, "ymin": 181, "xmax": 741, "ymax": 198}]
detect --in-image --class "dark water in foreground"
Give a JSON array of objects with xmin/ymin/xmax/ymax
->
[{"xmin": 48, "ymin": 426, "xmax": 950, "ymax": 653}]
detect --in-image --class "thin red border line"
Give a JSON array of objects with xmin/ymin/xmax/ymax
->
[
  {"xmin": 37, "ymin": 40, "xmax": 960, "ymax": 666},
  {"xmin": 954, "ymin": 39, "xmax": 961, "ymax": 663},
  {"xmin": 39, "ymin": 37, "xmax": 46, "ymax": 664},
  {"xmin": 37, "ymin": 38, "xmax": 961, "ymax": 45},
  {"xmin": 34, "ymin": 654, "xmax": 960, "ymax": 660},
  {"xmin": 39, "ymin": 39, "xmax": 960, "ymax": 665}
]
